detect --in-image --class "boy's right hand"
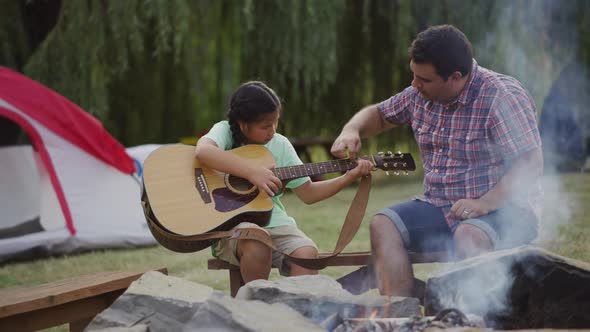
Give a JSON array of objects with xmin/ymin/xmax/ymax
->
[{"xmin": 247, "ymin": 165, "xmax": 282, "ymax": 197}]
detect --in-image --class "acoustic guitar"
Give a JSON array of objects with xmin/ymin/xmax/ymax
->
[{"xmin": 141, "ymin": 144, "xmax": 415, "ymax": 247}]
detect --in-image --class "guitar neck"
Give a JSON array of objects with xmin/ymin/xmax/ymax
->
[{"xmin": 273, "ymin": 157, "xmax": 369, "ymax": 181}]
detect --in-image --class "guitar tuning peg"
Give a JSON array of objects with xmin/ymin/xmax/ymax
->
[
  {"xmin": 394, "ymin": 171, "xmax": 400, "ymax": 176},
  {"xmin": 386, "ymin": 151, "xmax": 393, "ymax": 156},
  {"xmin": 377, "ymin": 151, "xmax": 384, "ymax": 156},
  {"xmin": 404, "ymin": 171, "xmax": 409, "ymax": 176},
  {"xmin": 397, "ymin": 150, "xmax": 402, "ymax": 155},
  {"xmin": 385, "ymin": 171, "xmax": 390, "ymax": 176}
]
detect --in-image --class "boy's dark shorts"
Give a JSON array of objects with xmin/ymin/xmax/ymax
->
[{"xmin": 376, "ymin": 199, "xmax": 538, "ymax": 253}]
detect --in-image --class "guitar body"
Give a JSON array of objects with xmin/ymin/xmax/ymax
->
[
  {"xmin": 141, "ymin": 143, "xmax": 415, "ymax": 253},
  {"xmin": 142, "ymin": 144, "xmax": 273, "ymax": 246}
]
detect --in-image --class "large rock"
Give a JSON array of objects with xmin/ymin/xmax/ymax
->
[
  {"xmin": 87, "ymin": 271, "xmax": 325, "ymax": 331},
  {"xmin": 187, "ymin": 295, "xmax": 325, "ymax": 331},
  {"xmin": 425, "ymin": 246, "xmax": 590, "ymax": 329},
  {"xmin": 86, "ymin": 271, "xmax": 216, "ymax": 331},
  {"xmin": 236, "ymin": 274, "xmax": 421, "ymax": 323}
]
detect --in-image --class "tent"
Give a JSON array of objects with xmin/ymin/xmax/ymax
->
[
  {"xmin": 539, "ymin": 87, "xmax": 585, "ymax": 172},
  {"xmin": 0, "ymin": 66, "xmax": 156, "ymax": 263},
  {"xmin": 539, "ymin": 61, "xmax": 589, "ymax": 172}
]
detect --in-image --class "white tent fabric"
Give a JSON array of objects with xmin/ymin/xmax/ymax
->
[
  {"xmin": 1, "ymin": 145, "xmax": 41, "ymax": 229},
  {"xmin": 126, "ymin": 144, "xmax": 162, "ymax": 179},
  {"xmin": 0, "ymin": 69, "xmax": 156, "ymax": 263},
  {"xmin": 126, "ymin": 144, "xmax": 162, "ymax": 166}
]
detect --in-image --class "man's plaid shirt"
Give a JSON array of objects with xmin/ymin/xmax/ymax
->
[{"xmin": 378, "ymin": 60, "xmax": 543, "ymax": 227}]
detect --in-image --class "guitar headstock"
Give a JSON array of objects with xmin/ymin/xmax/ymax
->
[{"xmin": 371, "ymin": 151, "xmax": 416, "ymax": 175}]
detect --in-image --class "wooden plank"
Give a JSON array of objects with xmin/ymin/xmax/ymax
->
[
  {"xmin": 210, "ymin": 251, "xmax": 453, "ymax": 298},
  {"xmin": 207, "ymin": 252, "xmax": 372, "ymax": 270},
  {"xmin": 208, "ymin": 258, "xmax": 237, "ymax": 270},
  {"xmin": 319, "ymin": 251, "xmax": 453, "ymax": 264},
  {"xmin": 0, "ymin": 267, "xmax": 167, "ymax": 319},
  {"xmin": 229, "ymin": 269, "xmax": 244, "ymax": 297},
  {"xmin": 207, "ymin": 251, "xmax": 452, "ymax": 271}
]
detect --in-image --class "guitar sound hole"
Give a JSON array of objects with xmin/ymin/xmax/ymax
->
[{"xmin": 227, "ymin": 175, "xmax": 255, "ymax": 193}]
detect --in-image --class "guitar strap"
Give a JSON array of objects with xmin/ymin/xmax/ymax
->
[{"xmin": 146, "ymin": 175, "xmax": 372, "ymax": 270}]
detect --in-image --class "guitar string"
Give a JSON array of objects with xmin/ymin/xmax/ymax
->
[
  {"xmin": 222, "ymin": 155, "xmax": 409, "ymax": 188},
  {"xmin": 226, "ymin": 159, "xmax": 358, "ymax": 187}
]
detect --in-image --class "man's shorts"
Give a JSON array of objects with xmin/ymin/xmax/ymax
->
[
  {"xmin": 212, "ymin": 222, "xmax": 318, "ymax": 276},
  {"xmin": 376, "ymin": 199, "xmax": 538, "ymax": 253}
]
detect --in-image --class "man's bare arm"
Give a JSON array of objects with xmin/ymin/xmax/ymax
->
[
  {"xmin": 331, "ymin": 104, "xmax": 397, "ymax": 159},
  {"xmin": 451, "ymin": 146, "xmax": 543, "ymax": 219},
  {"xmin": 481, "ymin": 146, "xmax": 543, "ymax": 208}
]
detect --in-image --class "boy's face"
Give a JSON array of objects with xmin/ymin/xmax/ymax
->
[{"xmin": 239, "ymin": 112, "xmax": 279, "ymax": 145}]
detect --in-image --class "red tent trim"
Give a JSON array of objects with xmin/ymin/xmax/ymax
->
[
  {"xmin": 0, "ymin": 107, "xmax": 76, "ymax": 235},
  {"xmin": 0, "ymin": 67, "xmax": 135, "ymax": 174}
]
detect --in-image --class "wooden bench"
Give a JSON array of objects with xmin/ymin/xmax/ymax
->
[
  {"xmin": 0, "ymin": 267, "xmax": 167, "ymax": 332},
  {"xmin": 208, "ymin": 251, "xmax": 451, "ymax": 297}
]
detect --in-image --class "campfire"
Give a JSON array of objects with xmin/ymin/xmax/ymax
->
[
  {"xmin": 324, "ymin": 308, "xmax": 485, "ymax": 332},
  {"xmin": 86, "ymin": 246, "xmax": 590, "ymax": 332}
]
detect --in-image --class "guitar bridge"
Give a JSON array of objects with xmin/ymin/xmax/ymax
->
[{"xmin": 195, "ymin": 168, "xmax": 212, "ymax": 204}]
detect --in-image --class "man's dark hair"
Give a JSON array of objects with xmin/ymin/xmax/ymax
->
[{"xmin": 409, "ymin": 24, "xmax": 473, "ymax": 80}]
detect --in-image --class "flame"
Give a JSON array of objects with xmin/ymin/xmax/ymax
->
[{"xmin": 368, "ymin": 308, "xmax": 379, "ymax": 320}]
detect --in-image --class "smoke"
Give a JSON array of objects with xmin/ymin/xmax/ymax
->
[
  {"xmin": 474, "ymin": 0, "xmax": 581, "ymax": 108},
  {"xmin": 538, "ymin": 175, "xmax": 573, "ymax": 242},
  {"xmin": 430, "ymin": 253, "xmax": 516, "ymax": 320},
  {"xmin": 429, "ymin": 0, "xmax": 586, "ymax": 323},
  {"xmin": 472, "ymin": 0, "xmax": 584, "ymax": 245}
]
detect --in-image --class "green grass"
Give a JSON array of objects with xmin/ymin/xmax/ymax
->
[
  {"xmin": 0, "ymin": 173, "xmax": 426, "ymax": 289},
  {"xmin": 537, "ymin": 173, "xmax": 590, "ymax": 261},
  {"xmin": 1, "ymin": 172, "xmax": 589, "ymax": 331}
]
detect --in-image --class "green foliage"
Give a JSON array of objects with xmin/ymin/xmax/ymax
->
[
  {"xmin": 578, "ymin": 0, "xmax": 590, "ymax": 66},
  {"xmin": 240, "ymin": 0, "xmax": 345, "ymax": 136},
  {"xmin": 23, "ymin": 0, "xmax": 196, "ymax": 144},
  {"xmin": 0, "ymin": 0, "xmax": 30, "ymax": 70},
  {"xmin": 2, "ymin": 0, "xmax": 590, "ymax": 144}
]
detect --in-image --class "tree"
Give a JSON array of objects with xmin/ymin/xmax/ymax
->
[{"xmin": 1, "ymin": 0, "xmax": 589, "ymax": 148}]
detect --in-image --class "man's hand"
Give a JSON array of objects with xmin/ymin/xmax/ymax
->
[
  {"xmin": 331, "ymin": 130, "xmax": 362, "ymax": 159},
  {"xmin": 331, "ymin": 104, "xmax": 394, "ymax": 159},
  {"xmin": 451, "ymin": 197, "xmax": 497, "ymax": 220},
  {"xmin": 246, "ymin": 164, "xmax": 282, "ymax": 197}
]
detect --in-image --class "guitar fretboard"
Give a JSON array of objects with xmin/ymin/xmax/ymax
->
[{"xmin": 273, "ymin": 158, "xmax": 364, "ymax": 181}]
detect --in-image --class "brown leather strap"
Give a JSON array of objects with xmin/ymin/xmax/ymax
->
[
  {"xmin": 283, "ymin": 174, "xmax": 372, "ymax": 269},
  {"xmin": 147, "ymin": 175, "xmax": 372, "ymax": 270}
]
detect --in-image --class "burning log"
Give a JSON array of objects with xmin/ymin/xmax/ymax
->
[
  {"xmin": 320, "ymin": 312, "xmax": 345, "ymax": 331},
  {"xmin": 331, "ymin": 308, "xmax": 484, "ymax": 332},
  {"xmin": 236, "ymin": 275, "xmax": 421, "ymax": 323}
]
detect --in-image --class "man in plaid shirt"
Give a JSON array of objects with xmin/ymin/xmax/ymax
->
[{"xmin": 331, "ymin": 25, "xmax": 543, "ymax": 298}]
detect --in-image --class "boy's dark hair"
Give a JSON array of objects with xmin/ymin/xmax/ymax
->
[
  {"xmin": 226, "ymin": 81, "xmax": 281, "ymax": 148},
  {"xmin": 409, "ymin": 24, "xmax": 473, "ymax": 80}
]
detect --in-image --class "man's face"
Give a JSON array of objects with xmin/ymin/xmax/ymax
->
[{"xmin": 410, "ymin": 60, "xmax": 455, "ymax": 102}]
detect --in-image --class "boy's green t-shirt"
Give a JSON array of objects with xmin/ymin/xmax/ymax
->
[{"xmin": 201, "ymin": 120, "xmax": 310, "ymax": 228}]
